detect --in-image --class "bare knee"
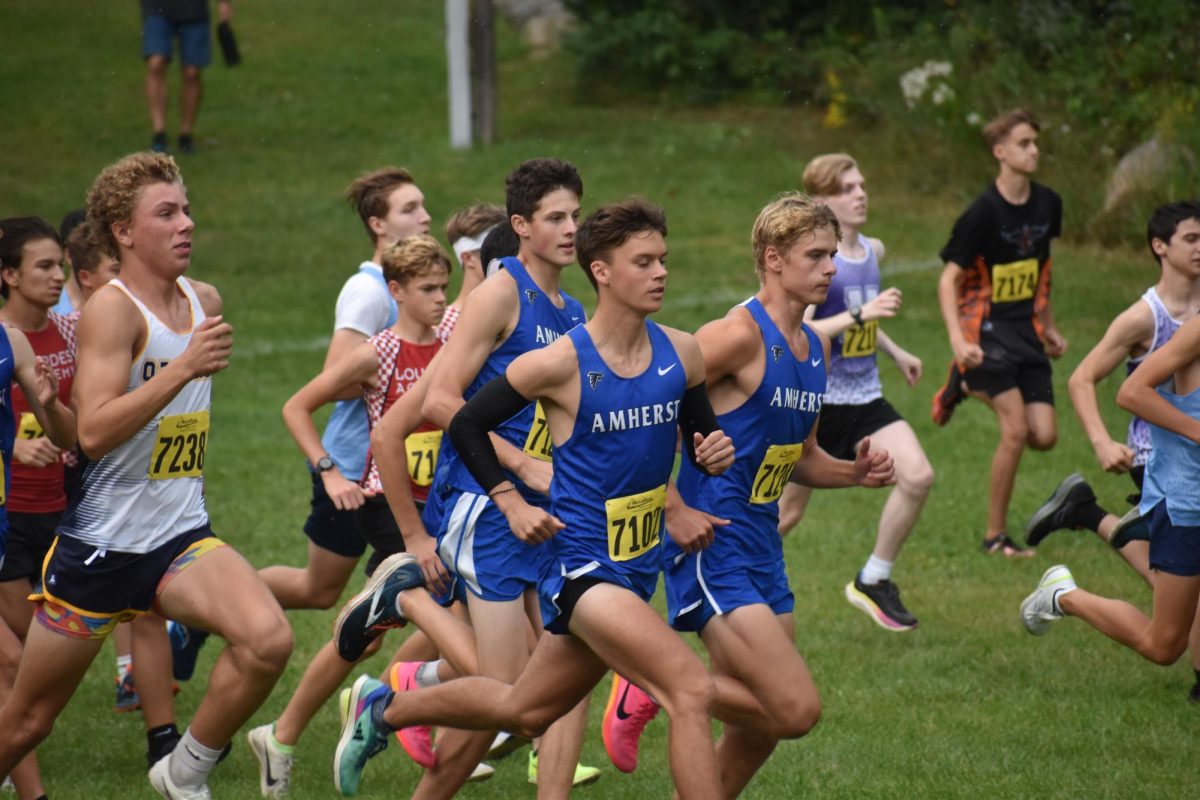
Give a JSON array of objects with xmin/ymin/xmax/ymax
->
[
  {"xmin": 182, "ymin": 66, "xmax": 201, "ymax": 83},
  {"xmin": 308, "ymin": 582, "xmax": 343, "ymax": 611},
  {"xmin": 509, "ymin": 698, "xmax": 558, "ymax": 740},
  {"xmin": 660, "ymin": 672, "xmax": 716, "ymax": 719},
  {"xmin": 899, "ymin": 460, "xmax": 935, "ymax": 499},
  {"xmin": 1027, "ymin": 428, "xmax": 1057, "ymax": 451},
  {"xmin": 146, "ymin": 56, "xmax": 168, "ymax": 77},
  {"xmin": 999, "ymin": 420, "xmax": 1029, "ymax": 450},
  {"xmin": 235, "ymin": 616, "xmax": 293, "ymax": 677},
  {"xmin": 770, "ymin": 695, "xmax": 821, "ymax": 740},
  {"xmin": 1144, "ymin": 636, "xmax": 1188, "ymax": 666}
]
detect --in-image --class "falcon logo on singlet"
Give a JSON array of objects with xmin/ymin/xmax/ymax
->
[
  {"xmin": 587, "ymin": 371, "xmax": 604, "ymax": 390},
  {"xmin": 771, "ymin": 345, "xmax": 784, "ymax": 363},
  {"xmin": 1000, "ymin": 222, "xmax": 1052, "ymax": 256},
  {"xmin": 525, "ymin": 289, "xmax": 539, "ymax": 305},
  {"xmin": 770, "ymin": 386, "xmax": 822, "ymax": 413},
  {"xmin": 590, "ymin": 400, "xmax": 681, "ymax": 433}
]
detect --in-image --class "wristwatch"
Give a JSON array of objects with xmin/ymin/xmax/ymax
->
[
  {"xmin": 848, "ymin": 304, "xmax": 864, "ymax": 325},
  {"xmin": 315, "ymin": 456, "xmax": 336, "ymax": 473}
]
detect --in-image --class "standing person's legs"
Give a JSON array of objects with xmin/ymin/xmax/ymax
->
[
  {"xmin": 179, "ymin": 66, "xmax": 202, "ymax": 137},
  {"xmin": 176, "ymin": 21, "xmax": 211, "ymax": 149},
  {"xmin": 140, "ymin": 14, "xmax": 172, "ymax": 146}
]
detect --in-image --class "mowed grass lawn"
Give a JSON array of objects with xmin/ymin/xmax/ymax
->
[{"xmin": 3, "ymin": 2, "xmax": 1197, "ymax": 798}]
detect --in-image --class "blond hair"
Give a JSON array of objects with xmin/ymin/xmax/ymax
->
[
  {"xmin": 751, "ymin": 193, "xmax": 840, "ymax": 277},
  {"xmin": 445, "ymin": 202, "xmax": 506, "ymax": 243},
  {"xmin": 86, "ymin": 152, "xmax": 181, "ymax": 258},
  {"xmin": 801, "ymin": 153, "xmax": 858, "ymax": 197},
  {"xmin": 380, "ymin": 234, "xmax": 452, "ymax": 286}
]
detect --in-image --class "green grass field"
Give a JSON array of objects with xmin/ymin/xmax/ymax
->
[{"xmin": 3, "ymin": 2, "xmax": 1197, "ymax": 798}]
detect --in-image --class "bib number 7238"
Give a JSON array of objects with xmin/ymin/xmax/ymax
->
[{"xmin": 149, "ymin": 411, "xmax": 209, "ymax": 480}]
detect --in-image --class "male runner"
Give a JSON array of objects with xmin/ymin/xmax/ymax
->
[
  {"xmin": 333, "ymin": 158, "xmax": 591, "ymax": 798},
  {"xmin": 440, "ymin": 203, "xmax": 507, "ymax": 340},
  {"xmin": 931, "ymin": 108, "xmax": 1067, "ymax": 555},
  {"xmin": 606, "ymin": 194, "xmax": 894, "ymax": 795},
  {"xmin": 333, "ymin": 197, "xmax": 735, "ymax": 800},
  {"xmin": 775, "ymin": 154, "xmax": 932, "ymax": 630},
  {"xmin": 1022, "ymin": 315, "xmax": 1200, "ymax": 688},
  {"xmin": 0, "ymin": 152, "xmax": 293, "ymax": 800},
  {"xmin": 1022, "ymin": 200, "xmax": 1200, "ymax": 701}
]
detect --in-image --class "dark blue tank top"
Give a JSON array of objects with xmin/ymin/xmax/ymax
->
[
  {"xmin": 551, "ymin": 321, "xmax": 685, "ymax": 580},
  {"xmin": 441, "ymin": 257, "xmax": 585, "ymax": 500},
  {"xmin": 671, "ymin": 298, "xmax": 825, "ymax": 565},
  {"xmin": 0, "ymin": 327, "xmax": 17, "ymax": 539}
]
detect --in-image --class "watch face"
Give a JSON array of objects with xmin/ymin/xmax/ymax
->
[{"xmin": 317, "ymin": 457, "xmax": 335, "ymax": 472}]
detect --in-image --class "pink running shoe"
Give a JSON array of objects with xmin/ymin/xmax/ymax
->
[
  {"xmin": 602, "ymin": 674, "xmax": 660, "ymax": 773},
  {"xmin": 387, "ymin": 661, "xmax": 436, "ymax": 769}
]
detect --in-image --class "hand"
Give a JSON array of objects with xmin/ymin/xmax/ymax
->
[
  {"xmin": 665, "ymin": 502, "xmax": 728, "ymax": 554},
  {"xmin": 893, "ymin": 348, "xmax": 922, "ymax": 387},
  {"xmin": 497, "ymin": 493, "xmax": 565, "ymax": 544},
  {"xmin": 952, "ymin": 339, "xmax": 984, "ymax": 370},
  {"xmin": 693, "ymin": 430, "xmax": 735, "ymax": 475},
  {"xmin": 515, "ymin": 456, "xmax": 553, "ymax": 495},
  {"xmin": 218, "ymin": 0, "xmax": 233, "ymax": 23},
  {"xmin": 321, "ymin": 469, "xmax": 366, "ymax": 511},
  {"xmin": 1093, "ymin": 438, "xmax": 1134, "ymax": 474},
  {"xmin": 406, "ymin": 533, "xmax": 451, "ymax": 595},
  {"xmin": 180, "ymin": 316, "xmax": 233, "ymax": 379},
  {"xmin": 14, "ymin": 436, "xmax": 61, "ymax": 468},
  {"xmin": 864, "ymin": 287, "xmax": 902, "ymax": 321},
  {"xmin": 853, "ymin": 438, "xmax": 895, "ymax": 487},
  {"xmin": 33, "ymin": 357, "xmax": 60, "ymax": 407},
  {"xmin": 1043, "ymin": 328, "xmax": 1068, "ymax": 359}
]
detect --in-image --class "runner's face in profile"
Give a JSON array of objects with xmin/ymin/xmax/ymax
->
[
  {"xmin": 377, "ymin": 184, "xmax": 432, "ymax": 246},
  {"xmin": 128, "ymin": 181, "xmax": 194, "ymax": 277},
  {"xmin": 775, "ymin": 226, "xmax": 838, "ymax": 306},
  {"xmin": 994, "ymin": 123, "xmax": 1039, "ymax": 176},
  {"xmin": 518, "ymin": 188, "xmax": 580, "ymax": 269}
]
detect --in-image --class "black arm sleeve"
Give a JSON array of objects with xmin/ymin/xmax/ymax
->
[
  {"xmin": 679, "ymin": 381, "xmax": 720, "ymax": 472},
  {"xmin": 447, "ymin": 375, "xmax": 534, "ymax": 494}
]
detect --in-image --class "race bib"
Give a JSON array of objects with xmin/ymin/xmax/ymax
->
[
  {"xmin": 149, "ymin": 411, "xmax": 209, "ymax": 480},
  {"xmin": 17, "ymin": 412, "xmax": 44, "ymax": 440},
  {"xmin": 992, "ymin": 258, "xmax": 1038, "ymax": 303},
  {"xmin": 750, "ymin": 443, "xmax": 804, "ymax": 504},
  {"xmin": 605, "ymin": 483, "xmax": 666, "ymax": 562},
  {"xmin": 522, "ymin": 400, "xmax": 553, "ymax": 462},
  {"xmin": 405, "ymin": 429, "xmax": 442, "ymax": 488},
  {"xmin": 842, "ymin": 320, "xmax": 878, "ymax": 358}
]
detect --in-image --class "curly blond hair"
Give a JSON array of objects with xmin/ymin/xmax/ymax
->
[
  {"xmin": 380, "ymin": 234, "xmax": 452, "ymax": 286},
  {"xmin": 751, "ymin": 193, "xmax": 840, "ymax": 278},
  {"xmin": 86, "ymin": 152, "xmax": 181, "ymax": 258}
]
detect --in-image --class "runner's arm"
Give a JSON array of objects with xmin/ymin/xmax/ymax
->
[
  {"xmin": 1068, "ymin": 302, "xmax": 1151, "ymax": 472},
  {"xmin": 8, "ymin": 327, "xmax": 76, "ymax": 449},
  {"xmin": 937, "ymin": 261, "xmax": 983, "ymax": 369},
  {"xmin": 1117, "ymin": 316, "xmax": 1200, "ymax": 444}
]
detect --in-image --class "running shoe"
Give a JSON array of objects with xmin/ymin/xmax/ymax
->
[
  {"xmin": 602, "ymin": 675, "xmax": 660, "ymax": 773},
  {"xmin": 115, "ymin": 672, "xmax": 141, "ymax": 713},
  {"xmin": 1020, "ymin": 565, "xmax": 1077, "ymax": 635},
  {"xmin": 333, "ymin": 554, "xmax": 424, "ymax": 662},
  {"xmin": 527, "ymin": 751, "xmax": 601, "ymax": 787},
  {"xmin": 168, "ymin": 621, "xmax": 210, "ymax": 682},
  {"xmin": 1109, "ymin": 505, "xmax": 1150, "ymax": 550},
  {"xmin": 487, "ymin": 730, "xmax": 531, "ymax": 760},
  {"xmin": 386, "ymin": 661, "xmax": 436, "ymax": 768},
  {"xmin": 931, "ymin": 361, "xmax": 967, "ymax": 426},
  {"xmin": 1025, "ymin": 473, "xmax": 1096, "ymax": 546},
  {"xmin": 333, "ymin": 675, "xmax": 391, "ymax": 796},
  {"xmin": 845, "ymin": 574, "xmax": 917, "ymax": 630},
  {"xmin": 149, "ymin": 754, "xmax": 213, "ymax": 799},
  {"xmin": 466, "ymin": 762, "xmax": 495, "ymax": 782},
  {"xmin": 247, "ymin": 724, "xmax": 294, "ymax": 798},
  {"xmin": 338, "ymin": 687, "xmax": 352, "ymax": 730}
]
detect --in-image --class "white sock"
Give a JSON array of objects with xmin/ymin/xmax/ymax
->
[
  {"xmin": 1052, "ymin": 586, "xmax": 1076, "ymax": 615},
  {"xmin": 860, "ymin": 555, "xmax": 893, "ymax": 585},
  {"xmin": 168, "ymin": 728, "xmax": 223, "ymax": 789},
  {"xmin": 415, "ymin": 659, "xmax": 444, "ymax": 688},
  {"xmin": 116, "ymin": 654, "xmax": 133, "ymax": 680}
]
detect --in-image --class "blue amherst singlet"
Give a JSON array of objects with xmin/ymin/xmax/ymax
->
[
  {"xmin": 320, "ymin": 265, "xmax": 399, "ymax": 478},
  {"xmin": 441, "ymin": 257, "xmax": 585, "ymax": 500},
  {"xmin": 671, "ymin": 297, "xmax": 825, "ymax": 566},
  {"xmin": 548, "ymin": 321, "xmax": 685, "ymax": 592},
  {"xmin": 0, "ymin": 327, "xmax": 17, "ymax": 562}
]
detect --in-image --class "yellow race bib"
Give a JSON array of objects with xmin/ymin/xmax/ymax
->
[
  {"xmin": 992, "ymin": 258, "xmax": 1038, "ymax": 303},
  {"xmin": 606, "ymin": 483, "xmax": 666, "ymax": 562},
  {"xmin": 750, "ymin": 443, "xmax": 804, "ymax": 504},
  {"xmin": 522, "ymin": 400, "xmax": 553, "ymax": 462},
  {"xmin": 149, "ymin": 411, "xmax": 209, "ymax": 479},
  {"xmin": 405, "ymin": 430, "xmax": 442, "ymax": 488},
  {"xmin": 17, "ymin": 412, "xmax": 44, "ymax": 440},
  {"xmin": 842, "ymin": 320, "xmax": 878, "ymax": 358}
]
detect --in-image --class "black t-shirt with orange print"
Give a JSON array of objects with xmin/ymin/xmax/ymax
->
[{"xmin": 940, "ymin": 182, "xmax": 1062, "ymax": 339}]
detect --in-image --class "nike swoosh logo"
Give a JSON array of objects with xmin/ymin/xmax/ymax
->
[
  {"xmin": 657, "ymin": 363, "xmax": 677, "ymax": 376},
  {"xmin": 265, "ymin": 759, "xmax": 279, "ymax": 787},
  {"xmin": 571, "ymin": 316, "xmax": 581, "ymax": 322},
  {"xmin": 0, "ymin": 358, "xmax": 8, "ymax": 366},
  {"xmin": 615, "ymin": 682, "xmax": 636, "ymax": 720},
  {"xmin": 811, "ymin": 358, "xmax": 822, "ymax": 367}
]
